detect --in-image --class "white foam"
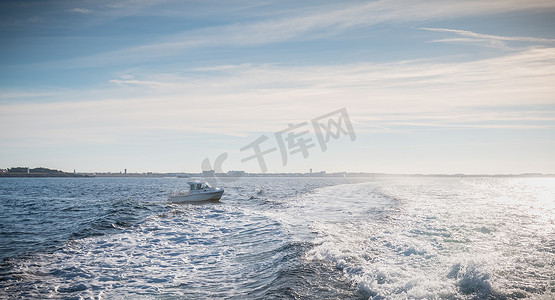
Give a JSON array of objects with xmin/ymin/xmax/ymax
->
[
  {"xmin": 3, "ymin": 204, "xmax": 289, "ymax": 298},
  {"xmin": 277, "ymin": 178, "xmax": 555, "ymax": 299}
]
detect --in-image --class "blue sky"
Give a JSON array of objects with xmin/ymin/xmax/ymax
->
[{"xmin": 1, "ymin": 0, "xmax": 554, "ymax": 174}]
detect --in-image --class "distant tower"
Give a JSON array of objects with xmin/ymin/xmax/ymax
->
[
  {"xmin": 27, "ymin": 167, "xmax": 30, "ymax": 174},
  {"xmin": 310, "ymin": 168, "xmax": 312, "ymax": 174},
  {"xmin": 124, "ymin": 169, "xmax": 127, "ymax": 174}
]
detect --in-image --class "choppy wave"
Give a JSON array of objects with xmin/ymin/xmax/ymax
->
[
  {"xmin": 0, "ymin": 177, "xmax": 359, "ymax": 299},
  {"xmin": 293, "ymin": 178, "xmax": 555, "ymax": 299},
  {"xmin": 1, "ymin": 177, "xmax": 554, "ymax": 299}
]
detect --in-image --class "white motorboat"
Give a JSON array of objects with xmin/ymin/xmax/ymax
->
[{"xmin": 169, "ymin": 180, "xmax": 224, "ymax": 203}]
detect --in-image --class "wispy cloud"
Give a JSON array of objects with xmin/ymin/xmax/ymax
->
[
  {"xmin": 66, "ymin": 8, "xmax": 93, "ymax": 14},
  {"xmin": 2, "ymin": 47, "xmax": 554, "ymax": 146},
  {"xmin": 109, "ymin": 79, "xmax": 177, "ymax": 89},
  {"xmin": 423, "ymin": 27, "xmax": 555, "ymax": 48},
  {"xmin": 34, "ymin": 0, "xmax": 555, "ymax": 68},
  {"xmin": 423, "ymin": 27, "xmax": 555, "ymax": 43}
]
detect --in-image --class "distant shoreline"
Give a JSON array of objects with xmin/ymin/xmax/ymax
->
[
  {"xmin": 0, "ymin": 167, "xmax": 90, "ymax": 178},
  {"xmin": 86, "ymin": 173, "xmax": 555, "ymax": 178},
  {"xmin": 2, "ymin": 167, "xmax": 554, "ymax": 178},
  {"xmin": 0, "ymin": 173, "xmax": 91, "ymax": 178},
  {"xmin": 2, "ymin": 173, "xmax": 554, "ymax": 179}
]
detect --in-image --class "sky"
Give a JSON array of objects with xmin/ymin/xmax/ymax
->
[{"xmin": 1, "ymin": 0, "xmax": 554, "ymax": 174}]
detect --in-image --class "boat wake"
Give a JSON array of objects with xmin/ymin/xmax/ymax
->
[{"xmin": 1, "ymin": 177, "xmax": 553, "ymax": 299}]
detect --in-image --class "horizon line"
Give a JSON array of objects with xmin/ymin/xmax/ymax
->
[{"xmin": 2, "ymin": 167, "xmax": 554, "ymax": 178}]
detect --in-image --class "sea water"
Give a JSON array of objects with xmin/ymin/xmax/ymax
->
[{"xmin": 0, "ymin": 177, "xmax": 553, "ymax": 299}]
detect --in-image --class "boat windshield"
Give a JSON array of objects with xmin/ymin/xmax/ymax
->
[{"xmin": 189, "ymin": 182, "xmax": 212, "ymax": 190}]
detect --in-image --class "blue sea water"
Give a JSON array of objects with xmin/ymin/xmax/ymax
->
[{"xmin": 0, "ymin": 176, "xmax": 553, "ymax": 299}]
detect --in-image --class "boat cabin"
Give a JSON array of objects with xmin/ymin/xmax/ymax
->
[{"xmin": 187, "ymin": 180, "xmax": 213, "ymax": 191}]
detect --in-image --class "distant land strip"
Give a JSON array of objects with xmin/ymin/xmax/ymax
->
[
  {"xmin": 0, "ymin": 167, "xmax": 90, "ymax": 177},
  {"xmin": 1, "ymin": 167, "xmax": 554, "ymax": 178}
]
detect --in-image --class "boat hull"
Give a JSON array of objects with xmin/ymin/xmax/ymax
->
[{"xmin": 168, "ymin": 190, "xmax": 224, "ymax": 203}]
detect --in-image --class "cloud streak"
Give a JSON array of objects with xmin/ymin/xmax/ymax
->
[
  {"xmin": 423, "ymin": 27, "xmax": 555, "ymax": 43},
  {"xmin": 34, "ymin": 0, "xmax": 555, "ymax": 68},
  {"xmin": 423, "ymin": 27, "xmax": 555, "ymax": 49},
  {"xmin": 66, "ymin": 8, "xmax": 93, "ymax": 14},
  {"xmin": 2, "ymin": 47, "xmax": 554, "ymax": 147}
]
